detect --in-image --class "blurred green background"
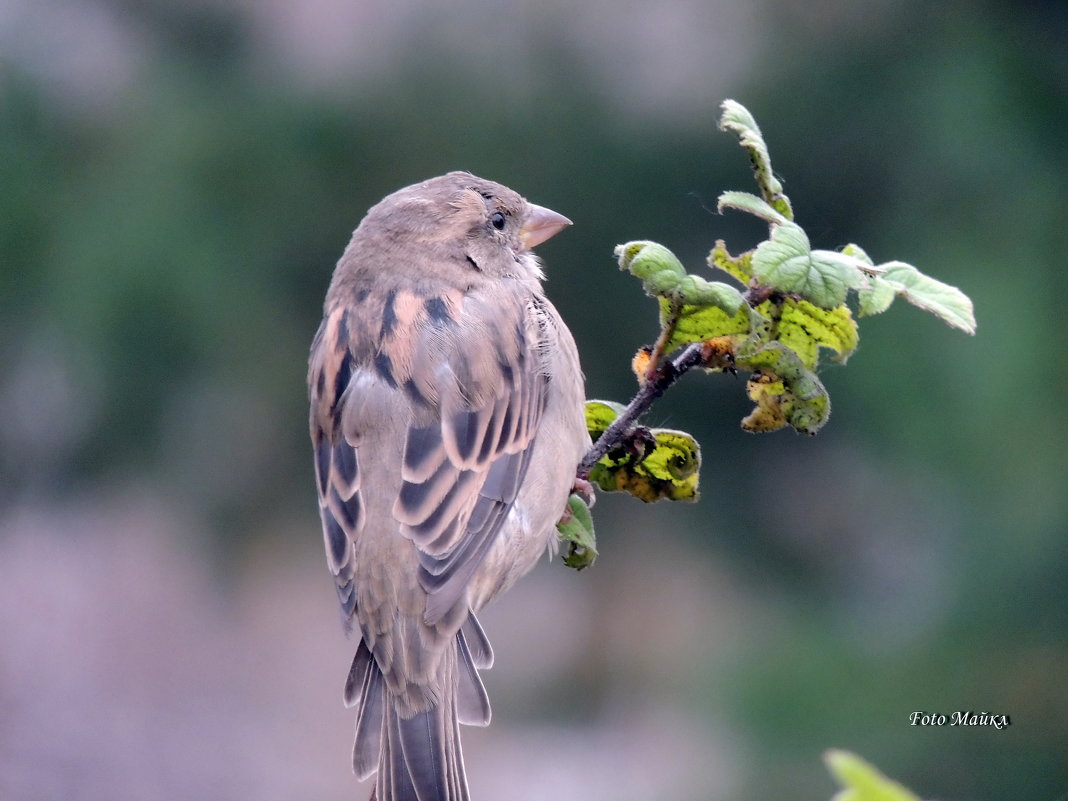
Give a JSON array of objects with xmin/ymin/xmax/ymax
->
[{"xmin": 2, "ymin": 0, "xmax": 1065, "ymax": 799}]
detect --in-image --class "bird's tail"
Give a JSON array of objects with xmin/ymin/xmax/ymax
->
[{"xmin": 346, "ymin": 616, "xmax": 494, "ymax": 801}]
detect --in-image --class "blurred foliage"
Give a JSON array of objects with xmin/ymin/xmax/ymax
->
[
  {"xmin": 2, "ymin": 0, "xmax": 1067, "ymax": 799},
  {"xmin": 825, "ymin": 750, "xmax": 922, "ymax": 801}
]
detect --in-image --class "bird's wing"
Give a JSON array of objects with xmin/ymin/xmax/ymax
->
[
  {"xmin": 310, "ymin": 282, "xmax": 548, "ymax": 630},
  {"xmin": 309, "ymin": 306, "xmax": 364, "ymax": 627}
]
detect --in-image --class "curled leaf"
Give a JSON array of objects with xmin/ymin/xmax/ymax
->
[
  {"xmin": 618, "ymin": 241, "xmax": 744, "ymax": 312},
  {"xmin": 557, "ymin": 493, "xmax": 597, "ymax": 570},
  {"xmin": 735, "ymin": 342, "xmax": 830, "ymax": 434},
  {"xmin": 718, "ymin": 100, "xmax": 793, "ymax": 220},
  {"xmin": 584, "ymin": 402, "xmax": 701, "ymax": 502},
  {"xmin": 717, "ymin": 190, "xmax": 790, "ymax": 226},
  {"xmin": 742, "ymin": 373, "xmax": 789, "ymax": 433},
  {"xmin": 616, "ymin": 241, "xmax": 685, "ymax": 296},
  {"xmin": 590, "ymin": 428, "xmax": 701, "ymax": 503},
  {"xmin": 675, "ymin": 275, "xmax": 745, "ymax": 312}
]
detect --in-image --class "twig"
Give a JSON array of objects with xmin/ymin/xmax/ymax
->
[
  {"xmin": 577, "ymin": 342, "xmax": 708, "ymax": 478},
  {"xmin": 643, "ymin": 301, "xmax": 681, "ymax": 382}
]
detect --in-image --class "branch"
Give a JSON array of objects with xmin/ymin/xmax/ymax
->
[{"xmin": 577, "ymin": 342, "xmax": 711, "ymax": 478}]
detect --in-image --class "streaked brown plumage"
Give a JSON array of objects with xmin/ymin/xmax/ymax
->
[{"xmin": 308, "ymin": 172, "xmax": 588, "ymax": 801}]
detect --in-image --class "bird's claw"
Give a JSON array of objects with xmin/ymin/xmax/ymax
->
[{"xmin": 571, "ymin": 476, "xmax": 596, "ymax": 508}]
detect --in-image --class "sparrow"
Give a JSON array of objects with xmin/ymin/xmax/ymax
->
[{"xmin": 308, "ymin": 172, "xmax": 589, "ymax": 801}]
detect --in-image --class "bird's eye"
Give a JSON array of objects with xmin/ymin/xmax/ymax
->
[{"xmin": 490, "ymin": 212, "xmax": 506, "ymax": 230}]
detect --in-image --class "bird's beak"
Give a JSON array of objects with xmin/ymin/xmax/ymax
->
[{"xmin": 520, "ymin": 204, "xmax": 572, "ymax": 249}]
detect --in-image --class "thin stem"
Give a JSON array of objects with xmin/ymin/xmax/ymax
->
[
  {"xmin": 577, "ymin": 342, "xmax": 707, "ymax": 478},
  {"xmin": 643, "ymin": 302, "xmax": 681, "ymax": 382}
]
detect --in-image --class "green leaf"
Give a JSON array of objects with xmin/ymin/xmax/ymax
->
[
  {"xmin": 585, "ymin": 400, "xmax": 701, "ymax": 503},
  {"xmin": 617, "ymin": 241, "xmax": 744, "ymax": 312},
  {"xmin": 636, "ymin": 429, "xmax": 701, "ymax": 488},
  {"xmin": 718, "ymin": 100, "xmax": 793, "ymax": 220},
  {"xmin": 674, "ymin": 276, "xmax": 745, "ymax": 311},
  {"xmin": 877, "ymin": 261, "xmax": 977, "ymax": 334},
  {"xmin": 735, "ymin": 342, "xmax": 830, "ymax": 434},
  {"xmin": 777, "ymin": 298, "xmax": 859, "ymax": 368},
  {"xmin": 589, "ymin": 428, "xmax": 700, "ymax": 503},
  {"xmin": 740, "ymin": 372, "xmax": 790, "ymax": 433},
  {"xmin": 584, "ymin": 399, "xmax": 627, "ymax": 436},
  {"xmin": 857, "ymin": 275, "xmax": 897, "ymax": 317},
  {"xmin": 824, "ymin": 750, "xmax": 923, "ymax": 801},
  {"xmin": 615, "ymin": 240, "xmax": 685, "ymax": 296},
  {"xmin": 659, "ymin": 297, "xmax": 751, "ymax": 353},
  {"xmin": 752, "ymin": 223, "xmax": 864, "ymax": 309},
  {"xmin": 717, "ymin": 190, "xmax": 789, "ymax": 226},
  {"xmin": 841, "ymin": 243, "xmax": 874, "ymax": 265},
  {"xmin": 709, "ymin": 239, "xmax": 753, "ymax": 284},
  {"xmin": 557, "ymin": 493, "xmax": 597, "ymax": 570}
]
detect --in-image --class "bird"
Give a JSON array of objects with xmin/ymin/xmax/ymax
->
[{"xmin": 308, "ymin": 172, "xmax": 589, "ymax": 801}]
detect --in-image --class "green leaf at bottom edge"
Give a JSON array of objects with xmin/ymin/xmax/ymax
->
[{"xmin": 824, "ymin": 750, "xmax": 923, "ymax": 801}]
